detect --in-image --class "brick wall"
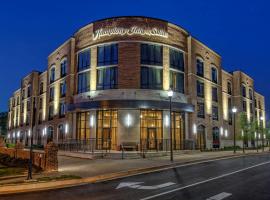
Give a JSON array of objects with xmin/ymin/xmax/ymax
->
[{"xmin": 0, "ymin": 142, "xmax": 58, "ymax": 171}]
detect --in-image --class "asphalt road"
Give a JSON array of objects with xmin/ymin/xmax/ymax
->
[{"xmin": 2, "ymin": 153, "xmax": 270, "ymax": 200}]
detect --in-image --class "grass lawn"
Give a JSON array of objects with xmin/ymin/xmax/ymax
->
[{"xmin": 0, "ymin": 165, "xmax": 26, "ymax": 177}]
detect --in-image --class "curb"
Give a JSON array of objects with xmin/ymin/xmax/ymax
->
[{"xmin": 0, "ymin": 151, "xmax": 269, "ymax": 195}]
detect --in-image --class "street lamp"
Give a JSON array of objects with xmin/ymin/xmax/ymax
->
[
  {"xmin": 232, "ymin": 107, "xmax": 237, "ymax": 154},
  {"xmin": 168, "ymin": 89, "xmax": 174, "ymax": 162}
]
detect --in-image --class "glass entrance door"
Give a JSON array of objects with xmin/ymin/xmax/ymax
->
[
  {"xmin": 147, "ymin": 128, "xmax": 157, "ymax": 150},
  {"xmin": 102, "ymin": 128, "xmax": 111, "ymax": 149}
]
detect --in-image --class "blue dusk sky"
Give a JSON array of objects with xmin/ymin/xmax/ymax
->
[{"xmin": 0, "ymin": 0, "xmax": 269, "ymax": 117}]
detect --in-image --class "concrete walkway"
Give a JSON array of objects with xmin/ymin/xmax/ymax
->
[{"xmin": 58, "ymin": 149, "xmax": 270, "ymax": 178}]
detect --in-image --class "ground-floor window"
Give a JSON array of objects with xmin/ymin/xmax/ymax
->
[
  {"xmin": 96, "ymin": 110, "xmax": 118, "ymax": 150},
  {"xmin": 212, "ymin": 127, "xmax": 220, "ymax": 148},
  {"xmin": 171, "ymin": 112, "xmax": 185, "ymax": 150},
  {"xmin": 58, "ymin": 124, "xmax": 65, "ymax": 142},
  {"xmin": 76, "ymin": 112, "xmax": 91, "ymax": 140},
  {"xmin": 196, "ymin": 125, "xmax": 206, "ymax": 150},
  {"xmin": 140, "ymin": 110, "xmax": 163, "ymax": 150}
]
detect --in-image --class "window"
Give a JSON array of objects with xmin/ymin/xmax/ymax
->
[
  {"xmin": 39, "ymin": 82, "xmax": 44, "ymax": 94},
  {"xmin": 38, "ymin": 112, "xmax": 42, "ymax": 124},
  {"xmin": 59, "ymin": 102, "xmax": 66, "ymax": 117},
  {"xmin": 258, "ymin": 101, "xmax": 261, "ymax": 109},
  {"xmin": 212, "ymin": 106, "xmax": 219, "ymax": 120},
  {"xmin": 78, "ymin": 49, "xmax": 90, "ymax": 71},
  {"xmin": 242, "ymin": 85, "xmax": 246, "ymax": 97},
  {"xmin": 47, "ymin": 126, "xmax": 53, "ymax": 143},
  {"xmin": 212, "ymin": 87, "xmax": 218, "ymax": 102},
  {"xmin": 16, "ymin": 97, "xmax": 19, "ymax": 105},
  {"xmin": 170, "ymin": 48, "xmax": 184, "ymax": 71},
  {"xmin": 21, "ymin": 102, "xmax": 24, "ymax": 113},
  {"xmin": 60, "ymin": 59, "xmax": 67, "ymax": 77},
  {"xmin": 197, "ymin": 80, "xmax": 204, "ymax": 98},
  {"xmin": 27, "ymin": 100, "xmax": 30, "ymax": 111},
  {"xmin": 243, "ymin": 100, "xmax": 247, "ymax": 112},
  {"xmin": 60, "ymin": 81, "xmax": 66, "ymax": 97},
  {"xmin": 77, "ymin": 72, "xmax": 90, "ymax": 94},
  {"xmin": 212, "ymin": 127, "xmax": 220, "ymax": 148},
  {"xmin": 27, "ymin": 85, "xmax": 31, "ymax": 97},
  {"xmin": 97, "ymin": 67, "xmax": 118, "ymax": 90},
  {"xmin": 197, "ymin": 102, "xmax": 205, "ymax": 118},
  {"xmin": 22, "ymin": 89, "xmax": 25, "ymax": 100},
  {"xmin": 196, "ymin": 58, "xmax": 204, "ymax": 77},
  {"xmin": 49, "ymin": 87, "xmax": 54, "ymax": 102},
  {"xmin": 249, "ymin": 89, "xmax": 253, "ymax": 100},
  {"xmin": 250, "ymin": 102, "xmax": 253, "ymax": 114},
  {"xmin": 58, "ymin": 124, "xmax": 65, "ymax": 142},
  {"xmin": 141, "ymin": 44, "xmax": 163, "ymax": 66},
  {"xmin": 228, "ymin": 97, "xmax": 232, "ymax": 125},
  {"xmin": 227, "ymin": 81, "xmax": 232, "ymax": 95},
  {"xmin": 170, "ymin": 71, "xmax": 184, "ymax": 93},
  {"xmin": 141, "ymin": 67, "xmax": 163, "ymax": 89},
  {"xmin": 48, "ymin": 105, "xmax": 54, "ymax": 120},
  {"xmin": 50, "ymin": 67, "xmax": 55, "ymax": 83},
  {"xmin": 211, "ymin": 67, "xmax": 218, "ymax": 83},
  {"xmin": 97, "ymin": 44, "xmax": 118, "ymax": 66},
  {"xmin": 39, "ymin": 98, "xmax": 43, "ymax": 110}
]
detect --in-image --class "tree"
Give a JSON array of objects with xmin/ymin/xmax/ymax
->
[{"xmin": 238, "ymin": 112, "xmax": 250, "ymax": 152}]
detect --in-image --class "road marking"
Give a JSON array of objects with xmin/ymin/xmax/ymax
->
[
  {"xmin": 140, "ymin": 160, "xmax": 270, "ymax": 200},
  {"xmin": 206, "ymin": 192, "xmax": 232, "ymax": 200},
  {"xmin": 116, "ymin": 182, "xmax": 175, "ymax": 190}
]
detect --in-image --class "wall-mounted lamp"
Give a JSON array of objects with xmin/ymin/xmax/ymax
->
[
  {"xmin": 65, "ymin": 123, "xmax": 69, "ymax": 134},
  {"xmin": 225, "ymin": 129, "xmax": 228, "ymax": 138},
  {"xmin": 220, "ymin": 127, "xmax": 224, "ymax": 136},
  {"xmin": 126, "ymin": 114, "xmax": 132, "ymax": 127},
  {"xmin": 165, "ymin": 115, "xmax": 169, "ymax": 127},
  {"xmin": 193, "ymin": 124, "xmax": 197, "ymax": 135}
]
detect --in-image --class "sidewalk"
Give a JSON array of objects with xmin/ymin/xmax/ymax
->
[
  {"xmin": 57, "ymin": 149, "xmax": 269, "ymax": 178},
  {"xmin": 0, "ymin": 149, "xmax": 269, "ymax": 194}
]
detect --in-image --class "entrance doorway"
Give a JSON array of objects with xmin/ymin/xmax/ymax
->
[
  {"xmin": 147, "ymin": 128, "xmax": 157, "ymax": 149},
  {"xmin": 212, "ymin": 127, "xmax": 220, "ymax": 148},
  {"xmin": 196, "ymin": 125, "xmax": 206, "ymax": 150}
]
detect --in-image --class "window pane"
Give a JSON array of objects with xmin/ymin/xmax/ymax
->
[
  {"xmin": 97, "ymin": 44, "xmax": 118, "ymax": 66},
  {"xmin": 78, "ymin": 50, "xmax": 90, "ymax": 71},
  {"xmin": 141, "ymin": 44, "xmax": 163, "ymax": 66},
  {"xmin": 170, "ymin": 49, "xmax": 184, "ymax": 71}
]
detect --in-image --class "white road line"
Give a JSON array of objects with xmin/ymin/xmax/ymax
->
[
  {"xmin": 206, "ymin": 192, "xmax": 232, "ymax": 200},
  {"xmin": 140, "ymin": 160, "xmax": 270, "ymax": 200}
]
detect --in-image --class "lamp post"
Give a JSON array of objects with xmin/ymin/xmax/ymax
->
[
  {"xmin": 260, "ymin": 116, "xmax": 264, "ymax": 152},
  {"xmin": 232, "ymin": 107, "xmax": 237, "ymax": 154},
  {"xmin": 168, "ymin": 89, "xmax": 174, "ymax": 162},
  {"xmin": 27, "ymin": 97, "xmax": 36, "ymax": 180}
]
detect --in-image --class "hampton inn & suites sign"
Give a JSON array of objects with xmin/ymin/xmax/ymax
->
[{"xmin": 93, "ymin": 26, "xmax": 168, "ymax": 41}]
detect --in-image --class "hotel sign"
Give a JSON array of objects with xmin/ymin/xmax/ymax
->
[{"xmin": 93, "ymin": 26, "xmax": 168, "ymax": 41}]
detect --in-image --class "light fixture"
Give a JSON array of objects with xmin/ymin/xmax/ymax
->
[
  {"xmin": 255, "ymin": 132, "xmax": 257, "ymax": 138},
  {"xmin": 225, "ymin": 129, "xmax": 228, "ymax": 138},
  {"xmin": 167, "ymin": 89, "xmax": 173, "ymax": 97},
  {"xmin": 7, "ymin": 134, "xmax": 10, "ymax": 139},
  {"xmin": 17, "ymin": 131, "xmax": 20, "ymax": 138},
  {"xmin": 90, "ymin": 115, "xmax": 94, "ymax": 127},
  {"xmin": 126, "ymin": 114, "xmax": 132, "ymax": 127},
  {"xmin": 232, "ymin": 107, "xmax": 237, "ymax": 113},
  {"xmin": 258, "ymin": 133, "xmax": 261, "ymax": 139},
  {"xmin": 165, "ymin": 115, "xmax": 169, "ymax": 127},
  {"xmin": 264, "ymin": 134, "xmax": 266, "ymax": 139},
  {"xmin": 260, "ymin": 116, "xmax": 264, "ymax": 121},
  {"xmin": 220, "ymin": 127, "xmax": 224, "ymax": 136},
  {"xmin": 65, "ymin": 123, "xmax": 69, "ymax": 134},
  {"xmin": 193, "ymin": 124, "xmax": 197, "ymax": 135},
  {"xmin": 28, "ymin": 130, "xmax": 31, "ymax": 137}
]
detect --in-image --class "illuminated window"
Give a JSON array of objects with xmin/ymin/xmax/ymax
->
[
  {"xmin": 242, "ymin": 84, "xmax": 246, "ymax": 97},
  {"xmin": 60, "ymin": 81, "xmax": 66, "ymax": 97},
  {"xmin": 49, "ymin": 87, "xmax": 54, "ymax": 102},
  {"xmin": 227, "ymin": 81, "xmax": 232, "ymax": 95},
  {"xmin": 59, "ymin": 102, "xmax": 66, "ymax": 118}
]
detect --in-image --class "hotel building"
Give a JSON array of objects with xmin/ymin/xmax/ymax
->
[{"xmin": 7, "ymin": 16, "xmax": 266, "ymax": 151}]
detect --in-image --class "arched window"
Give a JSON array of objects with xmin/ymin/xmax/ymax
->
[
  {"xmin": 50, "ymin": 66, "xmax": 56, "ymax": 83},
  {"xmin": 211, "ymin": 66, "xmax": 218, "ymax": 83},
  {"xmin": 212, "ymin": 127, "xmax": 220, "ymax": 148},
  {"xmin": 58, "ymin": 124, "xmax": 65, "ymax": 143},
  {"xmin": 60, "ymin": 58, "xmax": 67, "ymax": 77},
  {"xmin": 47, "ymin": 126, "xmax": 54, "ymax": 143},
  {"xmin": 196, "ymin": 57, "xmax": 204, "ymax": 77},
  {"xmin": 242, "ymin": 84, "xmax": 246, "ymax": 97}
]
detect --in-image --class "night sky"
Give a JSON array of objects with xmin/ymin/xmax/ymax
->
[{"xmin": 0, "ymin": 0, "xmax": 269, "ymax": 117}]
